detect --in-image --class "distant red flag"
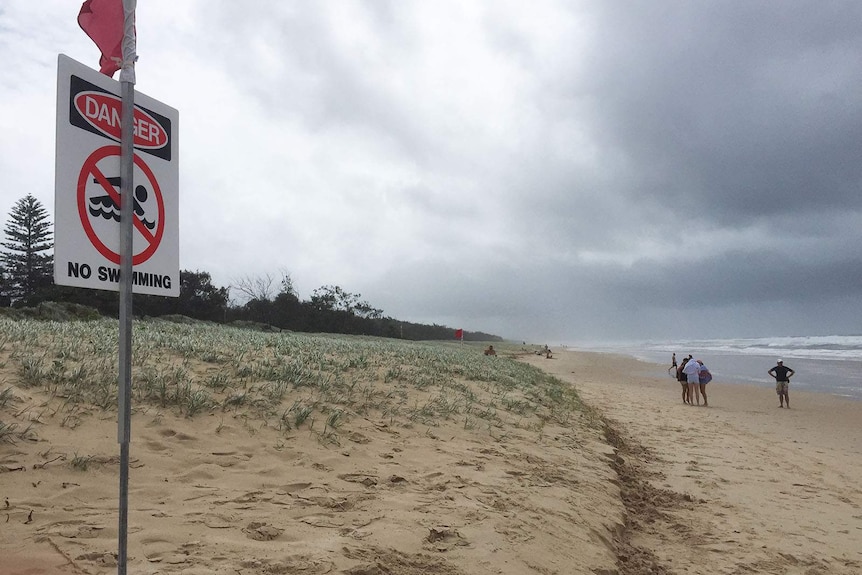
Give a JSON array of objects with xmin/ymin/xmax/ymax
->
[
  {"xmin": 455, "ymin": 329, "xmax": 463, "ymax": 340},
  {"xmin": 78, "ymin": 0, "xmax": 124, "ymax": 76}
]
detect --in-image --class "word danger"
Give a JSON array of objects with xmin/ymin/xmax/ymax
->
[
  {"xmin": 67, "ymin": 262, "xmax": 172, "ymax": 289},
  {"xmin": 74, "ymin": 91, "xmax": 168, "ymax": 149}
]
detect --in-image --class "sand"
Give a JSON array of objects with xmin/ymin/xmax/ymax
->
[
  {"xmin": 521, "ymin": 350, "xmax": 862, "ymax": 574},
  {"xmin": 2, "ymin": 348, "xmax": 861, "ymax": 574}
]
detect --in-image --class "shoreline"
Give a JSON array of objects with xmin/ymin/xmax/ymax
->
[
  {"xmin": 533, "ymin": 348, "xmax": 862, "ymax": 454},
  {"xmin": 566, "ymin": 344, "xmax": 862, "ymax": 401}
]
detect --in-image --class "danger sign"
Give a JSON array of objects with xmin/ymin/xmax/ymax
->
[{"xmin": 55, "ymin": 55, "xmax": 179, "ymax": 297}]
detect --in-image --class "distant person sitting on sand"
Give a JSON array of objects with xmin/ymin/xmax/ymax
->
[
  {"xmin": 768, "ymin": 359, "xmax": 795, "ymax": 408},
  {"xmin": 484, "ymin": 345, "xmax": 497, "ymax": 356}
]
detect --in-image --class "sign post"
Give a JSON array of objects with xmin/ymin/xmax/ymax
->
[
  {"xmin": 57, "ymin": 4, "xmax": 178, "ymax": 574},
  {"xmin": 117, "ymin": 9, "xmax": 135, "ymax": 571}
]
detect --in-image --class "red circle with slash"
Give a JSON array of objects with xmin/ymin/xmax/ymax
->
[{"xmin": 77, "ymin": 145, "xmax": 165, "ymax": 265}]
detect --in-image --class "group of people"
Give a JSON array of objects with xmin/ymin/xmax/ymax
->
[
  {"xmin": 670, "ymin": 353, "xmax": 796, "ymax": 408},
  {"xmin": 671, "ymin": 353, "xmax": 711, "ymax": 406}
]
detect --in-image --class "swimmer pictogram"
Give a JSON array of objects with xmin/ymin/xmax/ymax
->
[{"xmin": 88, "ymin": 177, "xmax": 157, "ymax": 231}]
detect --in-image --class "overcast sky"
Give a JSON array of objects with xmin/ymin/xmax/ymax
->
[{"xmin": 2, "ymin": 1, "xmax": 861, "ymax": 343}]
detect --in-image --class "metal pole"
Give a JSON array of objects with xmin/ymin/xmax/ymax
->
[
  {"xmin": 117, "ymin": 3, "xmax": 137, "ymax": 574},
  {"xmin": 117, "ymin": 71, "xmax": 134, "ymax": 575}
]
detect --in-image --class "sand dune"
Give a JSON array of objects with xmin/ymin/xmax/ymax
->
[{"xmin": 1, "ymin": 337, "xmax": 620, "ymax": 575}]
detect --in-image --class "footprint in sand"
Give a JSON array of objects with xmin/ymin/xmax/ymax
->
[
  {"xmin": 56, "ymin": 524, "xmax": 106, "ymax": 539},
  {"xmin": 141, "ymin": 538, "xmax": 175, "ymax": 563},
  {"xmin": 338, "ymin": 473, "xmax": 378, "ymax": 487},
  {"xmin": 348, "ymin": 432, "xmax": 371, "ymax": 444},
  {"xmin": 299, "ymin": 513, "xmax": 346, "ymax": 528},
  {"xmin": 276, "ymin": 482, "xmax": 312, "ymax": 495},
  {"xmin": 241, "ymin": 557, "xmax": 334, "ymax": 574},
  {"xmin": 242, "ymin": 521, "xmax": 284, "ymax": 541},
  {"xmin": 201, "ymin": 513, "xmax": 236, "ymax": 529},
  {"xmin": 144, "ymin": 440, "xmax": 170, "ymax": 452},
  {"xmin": 74, "ymin": 552, "xmax": 117, "ymax": 567},
  {"xmin": 158, "ymin": 428, "xmax": 196, "ymax": 441},
  {"xmin": 495, "ymin": 521, "xmax": 536, "ymax": 543},
  {"xmin": 424, "ymin": 527, "xmax": 470, "ymax": 551}
]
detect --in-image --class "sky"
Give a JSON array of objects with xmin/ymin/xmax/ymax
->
[{"xmin": 2, "ymin": 1, "xmax": 862, "ymax": 343}]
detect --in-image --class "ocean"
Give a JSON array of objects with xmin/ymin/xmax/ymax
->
[{"xmin": 568, "ymin": 335, "xmax": 862, "ymax": 401}]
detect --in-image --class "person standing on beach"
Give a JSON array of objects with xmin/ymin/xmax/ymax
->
[
  {"xmin": 768, "ymin": 359, "xmax": 795, "ymax": 408},
  {"xmin": 683, "ymin": 357, "xmax": 702, "ymax": 405},
  {"xmin": 697, "ymin": 361, "xmax": 711, "ymax": 407},
  {"xmin": 677, "ymin": 356, "xmax": 690, "ymax": 403}
]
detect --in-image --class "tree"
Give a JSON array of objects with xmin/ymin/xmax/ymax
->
[
  {"xmin": 175, "ymin": 270, "xmax": 229, "ymax": 321},
  {"xmin": 278, "ymin": 269, "xmax": 298, "ymax": 299},
  {"xmin": 0, "ymin": 263, "xmax": 10, "ymax": 307},
  {"xmin": 309, "ymin": 285, "xmax": 381, "ymax": 317},
  {"xmin": 231, "ymin": 269, "xmax": 297, "ymax": 303},
  {"xmin": 1, "ymin": 195, "xmax": 53, "ymax": 305},
  {"xmin": 133, "ymin": 270, "xmax": 229, "ymax": 321}
]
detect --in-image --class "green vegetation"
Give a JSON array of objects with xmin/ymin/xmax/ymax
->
[
  {"xmin": 0, "ymin": 317, "xmax": 584, "ymax": 446},
  {"xmin": 1, "ymin": 194, "xmax": 53, "ymax": 307}
]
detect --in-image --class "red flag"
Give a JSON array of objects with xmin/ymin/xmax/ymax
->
[
  {"xmin": 455, "ymin": 329, "xmax": 463, "ymax": 340},
  {"xmin": 78, "ymin": 0, "xmax": 124, "ymax": 77}
]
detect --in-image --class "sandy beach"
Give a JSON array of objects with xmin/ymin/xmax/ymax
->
[
  {"xmin": 2, "ymin": 343, "xmax": 861, "ymax": 574},
  {"xmin": 522, "ymin": 350, "xmax": 862, "ymax": 574}
]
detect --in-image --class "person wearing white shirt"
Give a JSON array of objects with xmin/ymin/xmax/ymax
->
[{"xmin": 682, "ymin": 358, "xmax": 702, "ymax": 406}]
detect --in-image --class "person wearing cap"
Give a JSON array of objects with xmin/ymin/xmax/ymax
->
[{"xmin": 768, "ymin": 359, "xmax": 795, "ymax": 408}]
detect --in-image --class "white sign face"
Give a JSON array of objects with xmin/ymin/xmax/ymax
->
[{"xmin": 54, "ymin": 54, "xmax": 179, "ymax": 297}]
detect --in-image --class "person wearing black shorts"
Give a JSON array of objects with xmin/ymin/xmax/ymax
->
[{"xmin": 677, "ymin": 356, "xmax": 689, "ymax": 404}]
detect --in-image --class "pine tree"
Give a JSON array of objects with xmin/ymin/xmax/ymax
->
[
  {"xmin": 1, "ymin": 195, "xmax": 54, "ymax": 305},
  {"xmin": 0, "ymin": 263, "xmax": 9, "ymax": 307}
]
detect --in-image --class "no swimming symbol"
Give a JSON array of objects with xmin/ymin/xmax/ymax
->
[{"xmin": 77, "ymin": 145, "xmax": 165, "ymax": 265}]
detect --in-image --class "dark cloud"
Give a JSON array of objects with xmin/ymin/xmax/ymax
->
[{"xmin": 576, "ymin": 2, "xmax": 862, "ymax": 222}]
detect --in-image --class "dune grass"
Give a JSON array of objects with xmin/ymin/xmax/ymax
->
[{"xmin": 0, "ymin": 317, "xmax": 587, "ymax": 446}]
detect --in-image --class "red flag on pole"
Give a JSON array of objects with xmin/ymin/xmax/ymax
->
[
  {"xmin": 455, "ymin": 329, "xmax": 463, "ymax": 340},
  {"xmin": 78, "ymin": 0, "xmax": 124, "ymax": 77}
]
